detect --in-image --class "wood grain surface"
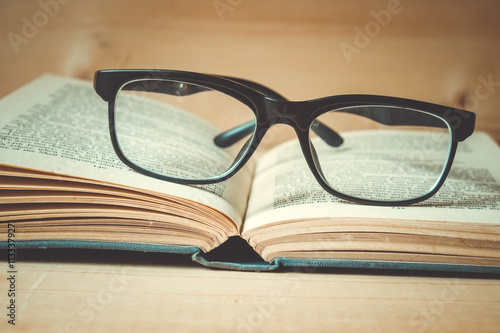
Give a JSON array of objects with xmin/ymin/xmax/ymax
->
[
  {"xmin": 1, "ymin": 1, "xmax": 499, "ymax": 332},
  {"xmin": 1, "ymin": 250, "xmax": 500, "ymax": 333}
]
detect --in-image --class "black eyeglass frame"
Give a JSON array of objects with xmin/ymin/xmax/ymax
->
[{"xmin": 94, "ymin": 69, "xmax": 475, "ymax": 206}]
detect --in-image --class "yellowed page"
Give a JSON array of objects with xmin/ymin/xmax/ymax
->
[
  {"xmin": 0, "ymin": 74, "xmax": 253, "ymax": 231},
  {"xmin": 243, "ymin": 131, "xmax": 500, "ymax": 233}
]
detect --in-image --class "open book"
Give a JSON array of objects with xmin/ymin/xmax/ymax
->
[{"xmin": 1, "ymin": 74, "xmax": 500, "ymax": 273}]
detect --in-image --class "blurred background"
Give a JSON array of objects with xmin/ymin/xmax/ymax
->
[{"xmin": 1, "ymin": 0, "xmax": 499, "ymax": 143}]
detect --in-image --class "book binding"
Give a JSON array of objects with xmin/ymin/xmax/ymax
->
[{"xmin": 2, "ymin": 240, "xmax": 500, "ymax": 274}]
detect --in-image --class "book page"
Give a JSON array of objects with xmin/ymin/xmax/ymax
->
[
  {"xmin": 243, "ymin": 131, "xmax": 500, "ymax": 232},
  {"xmin": 0, "ymin": 74, "xmax": 253, "ymax": 230}
]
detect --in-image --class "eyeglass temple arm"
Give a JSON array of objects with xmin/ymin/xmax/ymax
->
[
  {"xmin": 122, "ymin": 76, "xmax": 344, "ymax": 148},
  {"xmin": 213, "ymin": 76, "xmax": 344, "ymax": 148},
  {"xmin": 213, "ymin": 106, "xmax": 450, "ymax": 148},
  {"xmin": 213, "ymin": 120, "xmax": 344, "ymax": 148},
  {"xmin": 122, "ymin": 79, "xmax": 345, "ymax": 149},
  {"xmin": 121, "ymin": 82, "xmax": 448, "ymax": 145}
]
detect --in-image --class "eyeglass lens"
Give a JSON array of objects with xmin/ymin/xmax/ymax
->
[
  {"xmin": 114, "ymin": 79, "xmax": 257, "ymax": 181},
  {"xmin": 310, "ymin": 106, "xmax": 452, "ymax": 202}
]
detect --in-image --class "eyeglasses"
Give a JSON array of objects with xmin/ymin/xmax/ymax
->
[{"xmin": 94, "ymin": 69, "xmax": 475, "ymax": 206}]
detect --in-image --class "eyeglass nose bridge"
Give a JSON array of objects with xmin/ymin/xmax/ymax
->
[{"xmin": 260, "ymin": 98, "xmax": 310, "ymax": 131}]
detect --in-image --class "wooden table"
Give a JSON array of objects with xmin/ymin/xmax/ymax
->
[
  {"xmin": 3, "ymin": 250, "xmax": 500, "ymax": 333},
  {"xmin": 1, "ymin": 1, "xmax": 499, "ymax": 332}
]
